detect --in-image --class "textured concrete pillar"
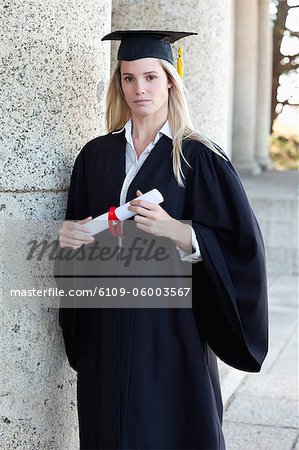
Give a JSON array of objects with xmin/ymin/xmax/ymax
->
[
  {"xmin": 111, "ymin": 0, "xmax": 234, "ymax": 156},
  {"xmin": 255, "ymin": 0, "xmax": 273, "ymax": 170},
  {"xmin": 0, "ymin": 1, "xmax": 111, "ymax": 447},
  {"xmin": 232, "ymin": 0, "xmax": 261, "ymax": 173}
]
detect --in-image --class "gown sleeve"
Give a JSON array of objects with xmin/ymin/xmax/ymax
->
[
  {"xmin": 54, "ymin": 146, "xmax": 90, "ymax": 371},
  {"xmin": 186, "ymin": 142, "xmax": 268, "ymax": 372}
]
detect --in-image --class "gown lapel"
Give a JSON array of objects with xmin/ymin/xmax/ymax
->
[{"xmin": 125, "ymin": 134, "xmax": 173, "ymax": 202}]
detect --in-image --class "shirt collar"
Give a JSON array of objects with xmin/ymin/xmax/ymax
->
[
  {"xmin": 112, "ymin": 118, "xmax": 173, "ymax": 141},
  {"xmin": 158, "ymin": 120, "xmax": 173, "ymax": 140}
]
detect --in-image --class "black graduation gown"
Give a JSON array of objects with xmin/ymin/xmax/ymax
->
[{"xmin": 55, "ymin": 130, "xmax": 268, "ymax": 450}]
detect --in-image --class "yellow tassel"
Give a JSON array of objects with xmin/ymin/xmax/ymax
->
[{"xmin": 176, "ymin": 42, "xmax": 184, "ymax": 79}]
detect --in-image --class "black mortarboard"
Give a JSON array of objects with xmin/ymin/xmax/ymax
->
[{"xmin": 101, "ymin": 30, "xmax": 198, "ymax": 78}]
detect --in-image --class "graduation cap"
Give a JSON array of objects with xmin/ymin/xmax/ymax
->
[{"xmin": 101, "ymin": 30, "xmax": 198, "ymax": 78}]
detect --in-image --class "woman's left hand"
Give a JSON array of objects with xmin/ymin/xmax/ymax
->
[
  {"xmin": 128, "ymin": 190, "xmax": 192, "ymax": 253},
  {"xmin": 127, "ymin": 190, "xmax": 175, "ymax": 238}
]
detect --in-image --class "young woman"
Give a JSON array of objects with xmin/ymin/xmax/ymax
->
[{"xmin": 56, "ymin": 30, "xmax": 268, "ymax": 450}]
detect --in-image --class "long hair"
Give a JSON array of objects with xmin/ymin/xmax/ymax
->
[{"xmin": 105, "ymin": 59, "xmax": 227, "ymax": 187}]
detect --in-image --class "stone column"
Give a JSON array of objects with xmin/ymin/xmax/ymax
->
[
  {"xmin": 111, "ymin": 0, "xmax": 234, "ymax": 157},
  {"xmin": 232, "ymin": 0, "xmax": 261, "ymax": 173},
  {"xmin": 255, "ymin": 0, "xmax": 273, "ymax": 170},
  {"xmin": 0, "ymin": 0, "xmax": 111, "ymax": 447}
]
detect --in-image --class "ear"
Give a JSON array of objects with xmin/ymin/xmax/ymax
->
[{"xmin": 168, "ymin": 82, "xmax": 173, "ymax": 89}]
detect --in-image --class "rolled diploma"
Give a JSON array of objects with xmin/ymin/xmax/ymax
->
[{"xmin": 83, "ymin": 188, "xmax": 164, "ymax": 236}]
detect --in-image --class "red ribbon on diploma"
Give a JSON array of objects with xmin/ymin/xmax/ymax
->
[{"xmin": 108, "ymin": 207, "xmax": 123, "ymax": 237}]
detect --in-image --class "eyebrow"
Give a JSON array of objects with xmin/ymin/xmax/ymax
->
[{"xmin": 121, "ymin": 71, "xmax": 159, "ymax": 76}]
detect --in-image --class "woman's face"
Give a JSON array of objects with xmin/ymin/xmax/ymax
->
[{"xmin": 120, "ymin": 58, "xmax": 172, "ymax": 118}]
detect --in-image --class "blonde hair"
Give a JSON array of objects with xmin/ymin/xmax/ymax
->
[{"xmin": 105, "ymin": 59, "xmax": 227, "ymax": 187}]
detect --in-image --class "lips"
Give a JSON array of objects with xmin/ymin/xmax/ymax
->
[{"xmin": 133, "ymin": 99, "xmax": 150, "ymax": 103}]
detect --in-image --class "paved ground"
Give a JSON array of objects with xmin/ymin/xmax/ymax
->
[
  {"xmin": 220, "ymin": 274, "xmax": 298, "ymax": 450},
  {"xmin": 218, "ymin": 169, "xmax": 298, "ymax": 450}
]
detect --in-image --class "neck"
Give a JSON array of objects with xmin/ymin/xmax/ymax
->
[{"xmin": 131, "ymin": 111, "xmax": 168, "ymax": 143}]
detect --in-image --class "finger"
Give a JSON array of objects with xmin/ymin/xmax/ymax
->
[
  {"xmin": 129, "ymin": 199, "xmax": 157, "ymax": 209},
  {"xmin": 136, "ymin": 190, "xmax": 143, "ymax": 196},
  {"xmin": 134, "ymin": 215, "xmax": 150, "ymax": 225},
  {"xmin": 60, "ymin": 236, "xmax": 93, "ymax": 247},
  {"xmin": 59, "ymin": 223, "xmax": 93, "ymax": 238},
  {"xmin": 61, "ymin": 220, "xmax": 92, "ymax": 235},
  {"xmin": 129, "ymin": 205, "xmax": 154, "ymax": 218},
  {"xmin": 59, "ymin": 242, "xmax": 81, "ymax": 250},
  {"xmin": 77, "ymin": 217, "xmax": 93, "ymax": 233},
  {"xmin": 59, "ymin": 221, "xmax": 74, "ymax": 232},
  {"xmin": 73, "ymin": 223, "xmax": 93, "ymax": 234},
  {"xmin": 78, "ymin": 216, "xmax": 93, "ymax": 224},
  {"xmin": 135, "ymin": 222, "xmax": 151, "ymax": 233},
  {"xmin": 60, "ymin": 229, "xmax": 94, "ymax": 242},
  {"xmin": 59, "ymin": 239, "xmax": 82, "ymax": 249},
  {"xmin": 59, "ymin": 224, "xmax": 94, "ymax": 240}
]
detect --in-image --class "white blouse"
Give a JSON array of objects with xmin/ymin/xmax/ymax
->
[{"xmin": 112, "ymin": 118, "xmax": 202, "ymax": 263}]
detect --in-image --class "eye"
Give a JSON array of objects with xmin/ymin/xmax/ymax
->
[
  {"xmin": 123, "ymin": 76, "xmax": 133, "ymax": 82},
  {"xmin": 146, "ymin": 75, "xmax": 157, "ymax": 81}
]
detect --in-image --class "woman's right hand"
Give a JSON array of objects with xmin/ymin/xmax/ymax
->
[{"xmin": 58, "ymin": 216, "xmax": 94, "ymax": 249}]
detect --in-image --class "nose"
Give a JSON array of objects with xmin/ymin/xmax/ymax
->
[{"xmin": 135, "ymin": 79, "xmax": 145, "ymax": 96}]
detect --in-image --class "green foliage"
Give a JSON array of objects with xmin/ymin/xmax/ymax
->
[{"xmin": 269, "ymin": 132, "xmax": 299, "ymax": 170}]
